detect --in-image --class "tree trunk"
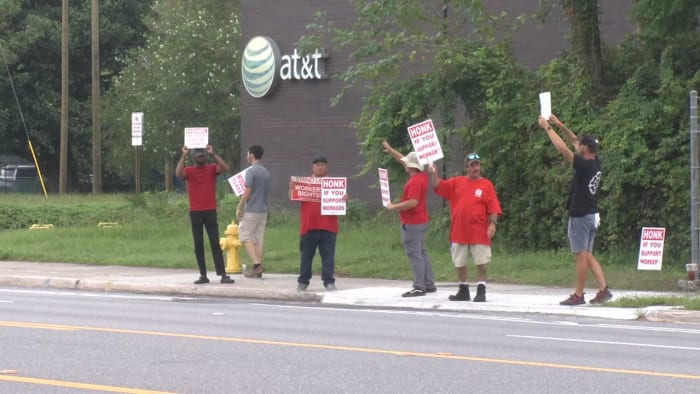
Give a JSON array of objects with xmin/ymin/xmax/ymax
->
[
  {"xmin": 562, "ymin": 0, "xmax": 605, "ymax": 102},
  {"xmin": 164, "ymin": 158, "xmax": 174, "ymax": 192}
]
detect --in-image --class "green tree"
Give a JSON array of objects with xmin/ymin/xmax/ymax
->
[
  {"xmin": 301, "ymin": 0, "xmax": 524, "ymax": 177},
  {"xmin": 102, "ymin": 0, "xmax": 241, "ymax": 191},
  {"xmin": 0, "ymin": 0, "xmax": 154, "ymax": 191}
]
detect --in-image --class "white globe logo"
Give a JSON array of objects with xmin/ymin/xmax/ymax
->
[{"xmin": 242, "ymin": 36, "xmax": 281, "ymax": 98}]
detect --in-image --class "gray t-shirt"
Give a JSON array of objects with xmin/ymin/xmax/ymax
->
[{"xmin": 244, "ymin": 163, "xmax": 270, "ymax": 213}]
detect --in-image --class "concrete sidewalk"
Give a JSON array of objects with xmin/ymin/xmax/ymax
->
[{"xmin": 0, "ymin": 261, "xmax": 698, "ymax": 324}]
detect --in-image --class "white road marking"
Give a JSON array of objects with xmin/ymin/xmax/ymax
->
[{"xmin": 508, "ymin": 334, "xmax": 700, "ymax": 351}]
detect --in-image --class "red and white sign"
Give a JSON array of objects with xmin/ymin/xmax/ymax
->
[
  {"xmin": 289, "ymin": 176, "xmax": 322, "ymax": 202},
  {"xmin": 637, "ymin": 227, "xmax": 665, "ymax": 270},
  {"xmin": 227, "ymin": 168, "xmax": 249, "ymax": 197},
  {"xmin": 407, "ymin": 119, "xmax": 443, "ymax": 166},
  {"xmin": 184, "ymin": 127, "xmax": 209, "ymax": 149},
  {"xmin": 321, "ymin": 177, "xmax": 346, "ymax": 216},
  {"xmin": 131, "ymin": 112, "xmax": 143, "ymax": 146},
  {"xmin": 378, "ymin": 168, "xmax": 390, "ymax": 207}
]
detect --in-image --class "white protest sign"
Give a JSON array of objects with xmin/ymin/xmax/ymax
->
[
  {"xmin": 378, "ymin": 168, "xmax": 390, "ymax": 207},
  {"xmin": 407, "ymin": 119, "xmax": 443, "ymax": 166},
  {"xmin": 637, "ymin": 227, "xmax": 665, "ymax": 270},
  {"xmin": 184, "ymin": 127, "xmax": 209, "ymax": 149},
  {"xmin": 227, "ymin": 167, "xmax": 249, "ymax": 197},
  {"xmin": 321, "ymin": 177, "xmax": 346, "ymax": 215},
  {"xmin": 539, "ymin": 92, "xmax": 551, "ymax": 119},
  {"xmin": 131, "ymin": 112, "xmax": 143, "ymax": 146}
]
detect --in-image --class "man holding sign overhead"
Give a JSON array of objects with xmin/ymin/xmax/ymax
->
[
  {"xmin": 382, "ymin": 141, "xmax": 435, "ymax": 297},
  {"xmin": 538, "ymin": 114, "xmax": 612, "ymax": 305},
  {"xmin": 176, "ymin": 144, "xmax": 234, "ymax": 285}
]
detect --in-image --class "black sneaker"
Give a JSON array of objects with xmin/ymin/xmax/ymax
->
[
  {"xmin": 448, "ymin": 284, "xmax": 470, "ymax": 301},
  {"xmin": 402, "ymin": 288, "xmax": 426, "ymax": 297},
  {"xmin": 297, "ymin": 282, "xmax": 309, "ymax": 291},
  {"xmin": 194, "ymin": 276, "xmax": 209, "ymax": 285},
  {"xmin": 560, "ymin": 293, "xmax": 586, "ymax": 305},
  {"xmin": 473, "ymin": 284, "xmax": 486, "ymax": 302},
  {"xmin": 220, "ymin": 276, "xmax": 235, "ymax": 284}
]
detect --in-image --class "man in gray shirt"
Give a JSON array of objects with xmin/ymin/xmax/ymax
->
[{"xmin": 238, "ymin": 144, "xmax": 271, "ymax": 278}]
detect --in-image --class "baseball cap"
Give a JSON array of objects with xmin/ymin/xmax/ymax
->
[
  {"xmin": 192, "ymin": 148, "xmax": 207, "ymax": 156},
  {"xmin": 579, "ymin": 135, "xmax": 599, "ymax": 150},
  {"xmin": 312, "ymin": 155, "xmax": 328, "ymax": 164},
  {"xmin": 400, "ymin": 152, "xmax": 423, "ymax": 170}
]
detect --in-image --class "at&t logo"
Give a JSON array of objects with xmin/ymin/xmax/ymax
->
[{"xmin": 242, "ymin": 36, "xmax": 327, "ymax": 98}]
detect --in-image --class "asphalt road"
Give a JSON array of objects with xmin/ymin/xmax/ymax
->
[{"xmin": 2, "ymin": 287, "xmax": 700, "ymax": 393}]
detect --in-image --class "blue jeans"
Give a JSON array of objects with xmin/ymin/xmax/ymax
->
[{"xmin": 298, "ymin": 230, "xmax": 336, "ymax": 285}]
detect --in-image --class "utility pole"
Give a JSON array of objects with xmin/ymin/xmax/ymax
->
[
  {"xmin": 59, "ymin": 0, "xmax": 69, "ymax": 194},
  {"xmin": 91, "ymin": 0, "xmax": 102, "ymax": 193}
]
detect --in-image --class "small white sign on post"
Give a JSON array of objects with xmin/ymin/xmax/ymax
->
[
  {"xmin": 184, "ymin": 127, "xmax": 209, "ymax": 149},
  {"xmin": 539, "ymin": 92, "xmax": 552, "ymax": 119},
  {"xmin": 407, "ymin": 119, "xmax": 443, "ymax": 166},
  {"xmin": 227, "ymin": 168, "xmax": 249, "ymax": 197},
  {"xmin": 131, "ymin": 112, "xmax": 143, "ymax": 146},
  {"xmin": 321, "ymin": 177, "xmax": 346, "ymax": 215},
  {"xmin": 637, "ymin": 227, "xmax": 666, "ymax": 270},
  {"xmin": 378, "ymin": 168, "xmax": 390, "ymax": 207}
]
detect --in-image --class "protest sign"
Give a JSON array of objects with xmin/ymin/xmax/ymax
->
[
  {"xmin": 637, "ymin": 227, "xmax": 665, "ymax": 270},
  {"xmin": 539, "ymin": 92, "xmax": 551, "ymax": 119},
  {"xmin": 378, "ymin": 168, "xmax": 390, "ymax": 207},
  {"xmin": 289, "ymin": 176, "xmax": 322, "ymax": 202},
  {"xmin": 321, "ymin": 177, "xmax": 346, "ymax": 215},
  {"xmin": 407, "ymin": 119, "xmax": 443, "ymax": 165},
  {"xmin": 184, "ymin": 127, "xmax": 209, "ymax": 149},
  {"xmin": 227, "ymin": 168, "xmax": 249, "ymax": 197}
]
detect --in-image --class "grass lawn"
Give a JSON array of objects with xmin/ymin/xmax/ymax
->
[{"xmin": 0, "ymin": 193, "xmax": 696, "ymax": 308}]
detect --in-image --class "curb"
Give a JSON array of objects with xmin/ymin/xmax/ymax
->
[
  {"xmin": 0, "ymin": 276, "xmax": 323, "ymax": 303},
  {"xmin": 643, "ymin": 306, "xmax": 700, "ymax": 324}
]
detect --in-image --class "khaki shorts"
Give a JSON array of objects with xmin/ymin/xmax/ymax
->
[
  {"xmin": 239, "ymin": 212, "xmax": 268, "ymax": 243},
  {"xmin": 450, "ymin": 243, "xmax": 491, "ymax": 267}
]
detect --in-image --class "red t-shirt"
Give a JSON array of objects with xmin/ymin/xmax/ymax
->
[
  {"xmin": 433, "ymin": 176, "xmax": 502, "ymax": 245},
  {"xmin": 183, "ymin": 164, "xmax": 219, "ymax": 211},
  {"xmin": 399, "ymin": 172, "xmax": 429, "ymax": 225},
  {"xmin": 300, "ymin": 200, "xmax": 338, "ymax": 235}
]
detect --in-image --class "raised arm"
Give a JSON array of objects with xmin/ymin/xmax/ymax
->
[
  {"xmin": 539, "ymin": 116, "xmax": 574, "ymax": 163},
  {"xmin": 175, "ymin": 146, "xmax": 188, "ymax": 179},
  {"xmin": 549, "ymin": 114, "xmax": 578, "ymax": 147},
  {"xmin": 382, "ymin": 140, "xmax": 407, "ymax": 170},
  {"xmin": 207, "ymin": 144, "xmax": 230, "ymax": 173}
]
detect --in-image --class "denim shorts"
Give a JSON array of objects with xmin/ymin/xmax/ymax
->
[{"xmin": 568, "ymin": 214, "xmax": 597, "ymax": 254}]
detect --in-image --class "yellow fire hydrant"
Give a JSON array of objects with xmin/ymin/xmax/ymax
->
[{"xmin": 220, "ymin": 221, "xmax": 242, "ymax": 274}]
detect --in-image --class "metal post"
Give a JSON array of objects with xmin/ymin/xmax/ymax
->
[{"xmin": 690, "ymin": 90, "xmax": 698, "ymax": 266}]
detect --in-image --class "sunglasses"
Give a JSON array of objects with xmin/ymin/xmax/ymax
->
[{"xmin": 466, "ymin": 153, "xmax": 480, "ymax": 161}]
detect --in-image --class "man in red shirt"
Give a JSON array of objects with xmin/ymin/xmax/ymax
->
[
  {"xmin": 383, "ymin": 141, "xmax": 436, "ymax": 297},
  {"xmin": 176, "ymin": 144, "xmax": 234, "ymax": 285},
  {"xmin": 295, "ymin": 155, "xmax": 341, "ymax": 291},
  {"xmin": 430, "ymin": 153, "xmax": 502, "ymax": 302}
]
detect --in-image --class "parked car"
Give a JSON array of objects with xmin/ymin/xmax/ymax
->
[{"xmin": 0, "ymin": 164, "xmax": 43, "ymax": 193}]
